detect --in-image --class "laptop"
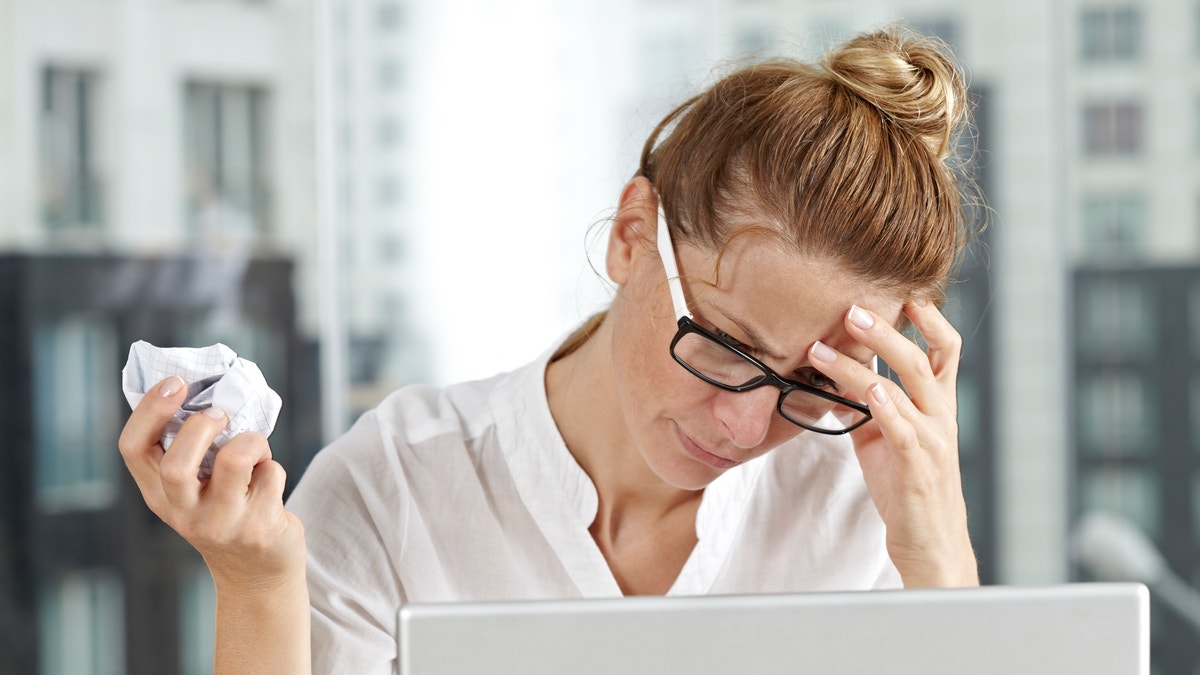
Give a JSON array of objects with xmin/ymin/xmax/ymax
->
[{"xmin": 396, "ymin": 583, "xmax": 1148, "ymax": 674}]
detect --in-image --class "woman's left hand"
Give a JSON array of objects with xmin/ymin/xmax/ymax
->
[{"xmin": 808, "ymin": 299, "xmax": 979, "ymax": 588}]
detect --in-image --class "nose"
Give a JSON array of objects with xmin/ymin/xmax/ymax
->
[{"xmin": 711, "ymin": 385, "xmax": 778, "ymax": 449}]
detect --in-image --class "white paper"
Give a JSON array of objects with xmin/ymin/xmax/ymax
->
[{"xmin": 121, "ymin": 340, "xmax": 282, "ymax": 478}]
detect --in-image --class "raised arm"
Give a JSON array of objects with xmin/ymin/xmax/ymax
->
[{"xmin": 118, "ymin": 376, "xmax": 311, "ymax": 674}]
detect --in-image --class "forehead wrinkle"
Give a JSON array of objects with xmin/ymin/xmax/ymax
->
[
  {"xmin": 719, "ymin": 311, "xmax": 788, "ymax": 362},
  {"xmin": 678, "ymin": 238, "xmax": 901, "ymax": 370},
  {"xmin": 711, "ymin": 300, "xmax": 879, "ymax": 370}
]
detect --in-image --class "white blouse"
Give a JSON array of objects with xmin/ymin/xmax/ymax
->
[{"xmin": 287, "ymin": 343, "xmax": 900, "ymax": 674}]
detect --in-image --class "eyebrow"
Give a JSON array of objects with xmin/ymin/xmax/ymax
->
[
  {"xmin": 717, "ymin": 310, "xmax": 875, "ymax": 369},
  {"xmin": 721, "ymin": 313, "xmax": 788, "ymax": 362}
]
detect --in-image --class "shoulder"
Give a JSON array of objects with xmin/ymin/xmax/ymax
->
[{"xmin": 291, "ymin": 365, "xmax": 526, "ymax": 501}]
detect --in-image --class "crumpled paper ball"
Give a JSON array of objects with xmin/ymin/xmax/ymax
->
[{"xmin": 121, "ymin": 341, "xmax": 282, "ymax": 478}]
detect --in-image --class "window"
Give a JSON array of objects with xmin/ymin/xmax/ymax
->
[
  {"xmin": 33, "ymin": 315, "xmax": 120, "ymax": 511},
  {"xmin": 1083, "ymin": 100, "xmax": 1144, "ymax": 156},
  {"xmin": 39, "ymin": 68, "xmax": 103, "ymax": 230},
  {"xmin": 377, "ymin": 1, "xmax": 404, "ymax": 30},
  {"xmin": 377, "ymin": 59, "xmax": 403, "ymax": 89},
  {"xmin": 377, "ymin": 117, "xmax": 402, "ymax": 148},
  {"xmin": 38, "ymin": 569, "xmax": 125, "ymax": 675},
  {"xmin": 377, "ymin": 174, "xmax": 402, "ymax": 206},
  {"xmin": 1080, "ymin": 6, "xmax": 1142, "ymax": 62},
  {"xmin": 184, "ymin": 82, "xmax": 271, "ymax": 240},
  {"xmin": 1077, "ymin": 371, "xmax": 1156, "ymax": 455},
  {"xmin": 1081, "ymin": 467, "xmax": 1160, "ymax": 538},
  {"xmin": 1077, "ymin": 279, "xmax": 1155, "ymax": 356},
  {"xmin": 1081, "ymin": 191, "xmax": 1146, "ymax": 259}
]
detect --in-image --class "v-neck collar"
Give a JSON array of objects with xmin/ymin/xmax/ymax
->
[{"xmin": 492, "ymin": 343, "xmax": 766, "ymax": 598}]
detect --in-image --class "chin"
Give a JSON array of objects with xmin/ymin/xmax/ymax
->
[{"xmin": 647, "ymin": 454, "xmax": 727, "ymax": 492}]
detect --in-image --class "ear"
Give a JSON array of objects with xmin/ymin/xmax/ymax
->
[{"xmin": 606, "ymin": 176, "xmax": 658, "ymax": 285}]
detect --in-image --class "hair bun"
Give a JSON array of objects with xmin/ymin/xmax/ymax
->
[{"xmin": 823, "ymin": 28, "xmax": 967, "ymax": 158}]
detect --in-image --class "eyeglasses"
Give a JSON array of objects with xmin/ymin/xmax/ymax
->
[{"xmin": 654, "ymin": 206, "xmax": 872, "ymax": 435}]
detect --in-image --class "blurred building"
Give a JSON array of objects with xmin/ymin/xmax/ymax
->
[
  {"xmin": 0, "ymin": 253, "xmax": 311, "ymax": 675},
  {"xmin": 0, "ymin": 1, "xmax": 323, "ymax": 673},
  {"xmin": 333, "ymin": 0, "xmax": 431, "ymax": 411},
  {"xmin": 1062, "ymin": 1, "xmax": 1200, "ymax": 669}
]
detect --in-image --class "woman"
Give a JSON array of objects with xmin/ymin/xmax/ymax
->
[{"xmin": 120, "ymin": 26, "xmax": 979, "ymax": 674}]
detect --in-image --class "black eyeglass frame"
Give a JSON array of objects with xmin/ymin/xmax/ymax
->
[
  {"xmin": 669, "ymin": 316, "xmax": 872, "ymax": 434},
  {"xmin": 655, "ymin": 203, "xmax": 873, "ymax": 435}
]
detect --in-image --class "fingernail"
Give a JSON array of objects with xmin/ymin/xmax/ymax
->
[
  {"xmin": 810, "ymin": 341, "xmax": 838, "ymax": 363},
  {"xmin": 848, "ymin": 305, "xmax": 874, "ymax": 330},
  {"xmin": 160, "ymin": 376, "xmax": 185, "ymax": 398},
  {"xmin": 870, "ymin": 383, "xmax": 890, "ymax": 405},
  {"xmin": 203, "ymin": 407, "xmax": 226, "ymax": 421},
  {"xmin": 914, "ymin": 297, "xmax": 929, "ymax": 307}
]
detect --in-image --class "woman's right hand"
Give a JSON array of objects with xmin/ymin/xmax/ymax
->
[
  {"xmin": 120, "ymin": 375, "xmax": 311, "ymax": 674},
  {"xmin": 118, "ymin": 375, "xmax": 306, "ymax": 589}
]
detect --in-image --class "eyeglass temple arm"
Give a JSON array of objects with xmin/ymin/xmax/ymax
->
[{"xmin": 657, "ymin": 206, "xmax": 692, "ymax": 324}]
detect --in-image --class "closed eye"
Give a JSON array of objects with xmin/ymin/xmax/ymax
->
[{"xmin": 712, "ymin": 321, "xmax": 842, "ymax": 394}]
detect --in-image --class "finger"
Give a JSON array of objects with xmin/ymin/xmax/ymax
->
[
  {"xmin": 118, "ymin": 376, "xmax": 187, "ymax": 507},
  {"xmin": 247, "ymin": 459, "xmax": 288, "ymax": 510},
  {"xmin": 843, "ymin": 304, "xmax": 950, "ymax": 416},
  {"xmin": 809, "ymin": 339, "xmax": 922, "ymax": 423},
  {"xmin": 249, "ymin": 458, "xmax": 287, "ymax": 498},
  {"xmin": 159, "ymin": 407, "xmax": 228, "ymax": 509},
  {"xmin": 905, "ymin": 299, "xmax": 962, "ymax": 390},
  {"xmin": 859, "ymin": 382, "xmax": 922, "ymax": 454},
  {"xmin": 208, "ymin": 432, "xmax": 272, "ymax": 506}
]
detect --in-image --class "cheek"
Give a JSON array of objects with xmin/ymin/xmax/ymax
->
[{"xmin": 757, "ymin": 417, "xmax": 806, "ymax": 453}]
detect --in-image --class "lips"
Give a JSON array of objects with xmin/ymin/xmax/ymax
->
[{"xmin": 675, "ymin": 426, "xmax": 741, "ymax": 470}]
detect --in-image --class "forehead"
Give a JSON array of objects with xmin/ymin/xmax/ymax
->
[{"xmin": 678, "ymin": 233, "xmax": 907, "ymax": 358}]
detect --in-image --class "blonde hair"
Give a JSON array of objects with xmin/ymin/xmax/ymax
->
[
  {"xmin": 554, "ymin": 27, "xmax": 975, "ymax": 361},
  {"xmin": 639, "ymin": 26, "xmax": 975, "ymax": 300}
]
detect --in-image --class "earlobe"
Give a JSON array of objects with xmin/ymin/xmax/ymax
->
[{"xmin": 606, "ymin": 177, "xmax": 658, "ymax": 284}]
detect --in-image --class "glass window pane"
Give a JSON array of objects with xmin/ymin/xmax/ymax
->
[
  {"xmin": 1114, "ymin": 102, "xmax": 1143, "ymax": 154},
  {"xmin": 1111, "ymin": 8, "xmax": 1141, "ymax": 60},
  {"xmin": 1081, "ymin": 466, "xmax": 1161, "ymax": 538},
  {"xmin": 1080, "ymin": 9, "xmax": 1108, "ymax": 61},
  {"xmin": 1083, "ymin": 103, "xmax": 1112, "ymax": 154},
  {"xmin": 1077, "ymin": 371, "xmax": 1155, "ymax": 455},
  {"xmin": 185, "ymin": 82, "xmax": 270, "ymax": 239},
  {"xmin": 1081, "ymin": 192, "xmax": 1145, "ymax": 260},
  {"xmin": 39, "ymin": 68, "xmax": 103, "ymax": 230},
  {"xmin": 38, "ymin": 569, "xmax": 125, "ymax": 675},
  {"xmin": 1078, "ymin": 279, "xmax": 1155, "ymax": 356},
  {"xmin": 33, "ymin": 315, "xmax": 119, "ymax": 511}
]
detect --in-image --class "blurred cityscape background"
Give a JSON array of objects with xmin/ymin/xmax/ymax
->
[{"xmin": 1, "ymin": 0, "xmax": 1198, "ymax": 672}]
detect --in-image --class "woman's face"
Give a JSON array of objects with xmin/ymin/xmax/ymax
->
[{"xmin": 608, "ymin": 223, "xmax": 906, "ymax": 491}]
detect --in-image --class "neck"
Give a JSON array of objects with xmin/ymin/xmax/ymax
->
[{"xmin": 545, "ymin": 316, "xmax": 700, "ymax": 529}]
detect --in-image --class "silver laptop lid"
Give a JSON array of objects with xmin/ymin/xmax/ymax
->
[{"xmin": 396, "ymin": 583, "xmax": 1148, "ymax": 675}]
